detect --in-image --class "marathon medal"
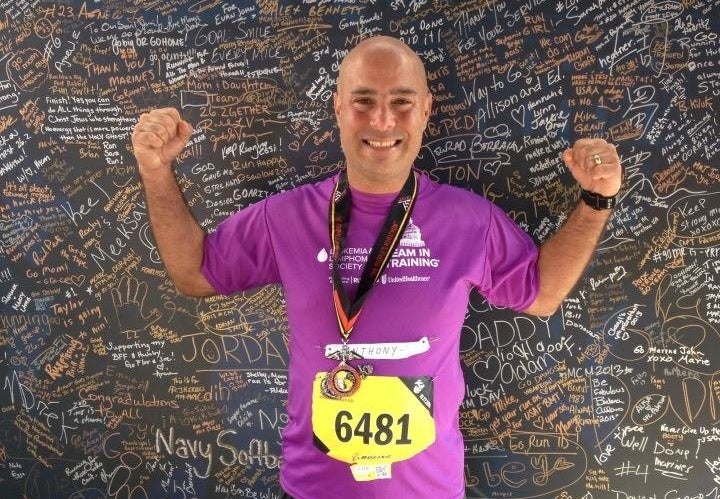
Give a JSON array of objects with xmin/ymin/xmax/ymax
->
[
  {"xmin": 323, "ymin": 363, "xmax": 361, "ymax": 398},
  {"xmin": 321, "ymin": 343, "xmax": 374, "ymax": 399},
  {"xmin": 323, "ymin": 169, "xmax": 418, "ymax": 399}
]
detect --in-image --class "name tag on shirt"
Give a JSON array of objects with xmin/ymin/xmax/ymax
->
[{"xmin": 324, "ymin": 337, "xmax": 430, "ymax": 360}]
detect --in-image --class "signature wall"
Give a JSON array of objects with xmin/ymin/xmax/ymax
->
[{"xmin": 1, "ymin": 1, "xmax": 719, "ymax": 497}]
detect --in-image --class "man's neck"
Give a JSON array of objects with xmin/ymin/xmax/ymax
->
[{"xmin": 346, "ymin": 168, "xmax": 412, "ymax": 194}]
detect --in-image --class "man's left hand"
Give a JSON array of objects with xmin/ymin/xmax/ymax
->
[{"xmin": 562, "ymin": 138, "xmax": 622, "ymax": 197}]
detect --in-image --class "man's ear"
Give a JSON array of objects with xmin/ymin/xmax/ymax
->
[
  {"xmin": 423, "ymin": 91, "xmax": 433, "ymax": 122},
  {"xmin": 333, "ymin": 92, "xmax": 341, "ymax": 118}
]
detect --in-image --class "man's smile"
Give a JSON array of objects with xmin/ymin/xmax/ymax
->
[{"xmin": 363, "ymin": 139, "xmax": 402, "ymax": 149}]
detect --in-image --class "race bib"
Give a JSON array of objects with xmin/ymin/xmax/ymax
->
[{"xmin": 312, "ymin": 373, "xmax": 435, "ymax": 470}]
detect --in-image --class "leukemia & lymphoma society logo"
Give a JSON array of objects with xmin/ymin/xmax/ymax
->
[{"xmin": 317, "ymin": 219, "xmax": 440, "ymax": 284}]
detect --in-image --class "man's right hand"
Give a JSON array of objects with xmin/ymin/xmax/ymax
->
[{"xmin": 131, "ymin": 108, "xmax": 193, "ymax": 175}]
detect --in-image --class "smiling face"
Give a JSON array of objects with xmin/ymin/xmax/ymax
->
[{"xmin": 334, "ymin": 37, "xmax": 432, "ymax": 194}]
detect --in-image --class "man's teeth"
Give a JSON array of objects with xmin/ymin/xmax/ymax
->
[{"xmin": 366, "ymin": 140, "xmax": 397, "ymax": 148}]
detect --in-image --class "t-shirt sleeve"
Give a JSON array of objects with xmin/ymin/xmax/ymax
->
[
  {"xmin": 201, "ymin": 199, "xmax": 281, "ymax": 295},
  {"xmin": 475, "ymin": 202, "xmax": 539, "ymax": 311}
]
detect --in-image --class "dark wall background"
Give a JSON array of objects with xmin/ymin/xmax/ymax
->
[{"xmin": 1, "ymin": 1, "xmax": 719, "ymax": 497}]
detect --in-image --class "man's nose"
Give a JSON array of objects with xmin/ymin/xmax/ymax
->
[{"xmin": 370, "ymin": 105, "xmax": 395, "ymax": 131}]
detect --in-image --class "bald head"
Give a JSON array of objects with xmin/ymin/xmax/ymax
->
[
  {"xmin": 332, "ymin": 35, "xmax": 433, "ymax": 193},
  {"xmin": 337, "ymin": 36, "xmax": 428, "ymax": 93}
]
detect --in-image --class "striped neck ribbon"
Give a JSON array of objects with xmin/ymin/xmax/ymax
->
[{"xmin": 329, "ymin": 169, "xmax": 418, "ymax": 341}]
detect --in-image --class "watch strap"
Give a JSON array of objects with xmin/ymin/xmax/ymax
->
[{"xmin": 581, "ymin": 189, "xmax": 617, "ymax": 210}]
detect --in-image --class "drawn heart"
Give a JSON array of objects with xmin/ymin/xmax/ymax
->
[
  {"xmin": 511, "ymin": 106, "xmax": 526, "ymax": 127},
  {"xmin": 70, "ymin": 275, "xmax": 85, "ymax": 287},
  {"xmin": 590, "ymin": 373, "xmax": 630, "ymax": 446},
  {"xmin": 473, "ymin": 354, "xmax": 501, "ymax": 384}
]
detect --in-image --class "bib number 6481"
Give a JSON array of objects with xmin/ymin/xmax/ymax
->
[
  {"xmin": 335, "ymin": 410, "xmax": 412, "ymax": 446},
  {"xmin": 312, "ymin": 373, "xmax": 435, "ymax": 464}
]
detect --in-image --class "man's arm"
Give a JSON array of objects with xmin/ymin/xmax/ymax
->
[
  {"xmin": 131, "ymin": 108, "xmax": 217, "ymax": 297},
  {"xmin": 523, "ymin": 138, "xmax": 622, "ymax": 316}
]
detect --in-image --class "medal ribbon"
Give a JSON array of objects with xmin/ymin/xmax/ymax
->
[{"xmin": 330, "ymin": 169, "xmax": 418, "ymax": 341}]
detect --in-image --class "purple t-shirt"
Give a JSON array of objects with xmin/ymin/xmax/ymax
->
[{"xmin": 202, "ymin": 172, "xmax": 539, "ymax": 499}]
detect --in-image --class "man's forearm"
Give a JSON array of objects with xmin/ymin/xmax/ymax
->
[
  {"xmin": 140, "ymin": 167, "xmax": 214, "ymax": 296},
  {"xmin": 524, "ymin": 200, "xmax": 612, "ymax": 316}
]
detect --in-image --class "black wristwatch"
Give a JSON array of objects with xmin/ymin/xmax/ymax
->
[{"xmin": 581, "ymin": 189, "xmax": 617, "ymax": 210}]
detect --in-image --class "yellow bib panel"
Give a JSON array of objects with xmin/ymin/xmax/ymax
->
[{"xmin": 312, "ymin": 373, "xmax": 436, "ymax": 468}]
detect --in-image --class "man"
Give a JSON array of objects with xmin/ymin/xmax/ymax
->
[{"xmin": 132, "ymin": 36, "xmax": 621, "ymax": 499}]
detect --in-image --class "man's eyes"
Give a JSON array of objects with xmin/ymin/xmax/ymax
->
[{"xmin": 352, "ymin": 99, "xmax": 413, "ymax": 106}]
